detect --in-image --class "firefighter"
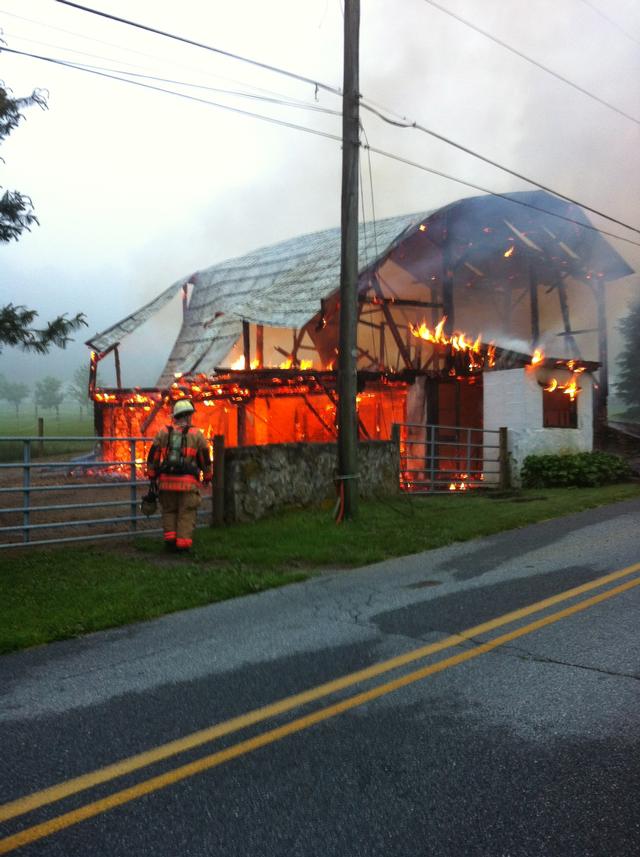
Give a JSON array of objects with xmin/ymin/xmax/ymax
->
[{"xmin": 146, "ymin": 399, "xmax": 212, "ymax": 552}]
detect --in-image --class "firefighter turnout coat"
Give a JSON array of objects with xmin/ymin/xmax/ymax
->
[{"xmin": 146, "ymin": 424, "xmax": 212, "ymax": 491}]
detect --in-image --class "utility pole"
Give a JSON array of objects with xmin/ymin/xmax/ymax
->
[{"xmin": 337, "ymin": 0, "xmax": 360, "ymax": 520}]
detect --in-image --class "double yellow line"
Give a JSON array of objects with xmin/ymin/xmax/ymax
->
[{"xmin": 2, "ymin": 560, "xmax": 640, "ymax": 853}]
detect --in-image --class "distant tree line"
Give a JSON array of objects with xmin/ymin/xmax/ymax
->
[{"xmin": 0, "ymin": 366, "xmax": 92, "ymax": 418}]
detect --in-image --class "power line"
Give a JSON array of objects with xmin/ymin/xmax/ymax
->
[
  {"xmin": 54, "ymin": 0, "xmax": 343, "ymax": 97},
  {"xmin": 0, "ymin": 8, "xmax": 317, "ymax": 104},
  {"xmin": 9, "ymin": 16, "xmax": 639, "ymax": 236},
  {"xmin": 422, "ymin": 0, "xmax": 640, "ymax": 126},
  {"xmin": 2, "ymin": 36, "xmax": 341, "ymax": 115},
  {"xmin": 360, "ymin": 99, "xmax": 640, "ymax": 237},
  {"xmin": 49, "ymin": 0, "xmax": 640, "ymax": 236},
  {"xmin": 5, "ymin": 45, "xmax": 640, "ymax": 250},
  {"xmin": 575, "ymin": 0, "xmax": 640, "ymax": 47},
  {"xmin": 364, "ymin": 143, "xmax": 640, "ymax": 249},
  {"xmin": 1, "ymin": 47, "xmax": 343, "ymax": 141}
]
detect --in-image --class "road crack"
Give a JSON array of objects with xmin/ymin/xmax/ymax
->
[{"xmin": 488, "ymin": 643, "xmax": 640, "ymax": 681}]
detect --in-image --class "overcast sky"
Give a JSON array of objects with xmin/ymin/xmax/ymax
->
[{"xmin": 1, "ymin": 0, "xmax": 639, "ymax": 388}]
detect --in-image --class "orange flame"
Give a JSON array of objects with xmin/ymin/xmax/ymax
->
[
  {"xmin": 531, "ymin": 349, "xmax": 544, "ymax": 366},
  {"xmin": 504, "ymin": 245, "xmax": 515, "ymax": 258},
  {"xmin": 544, "ymin": 375, "xmax": 581, "ymax": 400},
  {"xmin": 410, "ymin": 317, "xmax": 482, "ymax": 351},
  {"xmin": 230, "ymin": 356, "xmax": 260, "ymax": 370}
]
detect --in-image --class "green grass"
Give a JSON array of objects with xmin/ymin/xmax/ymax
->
[
  {"xmin": 0, "ymin": 552, "xmax": 306, "ymax": 654},
  {"xmin": 168, "ymin": 482, "xmax": 640, "ymax": 569},
  {"xmin": 0, "ymin": 407, "xmax": 96, "ymax": 461},
  {"xmin": 2, "ymin": 483, "xmax": 640, "ymax": 655}
]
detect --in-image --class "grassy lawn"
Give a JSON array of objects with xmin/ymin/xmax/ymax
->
[
  {"xmin": 1, "ymin": 483, "xmax": 640, "ymax": 655},
  {"xmin": 0, "ymin": 408, "xmax": 95, "ymax": 461}
]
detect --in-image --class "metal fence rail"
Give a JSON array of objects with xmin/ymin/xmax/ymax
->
[
  {"xmin": 0, "ymin": 436, "xmax": 212, "ymax": 549},
  {"xmin": 398, "ymin": 423, "xmax": 508, "ymax": 494}
]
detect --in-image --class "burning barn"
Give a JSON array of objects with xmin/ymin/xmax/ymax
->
[{"xmin": 86, "ymin": 190, "xmax": 633, "ymax": 487}]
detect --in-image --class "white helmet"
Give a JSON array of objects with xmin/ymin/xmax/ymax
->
[{"xmin": 172, "ymin": 399, "xmax": 195, "ymax": 419}]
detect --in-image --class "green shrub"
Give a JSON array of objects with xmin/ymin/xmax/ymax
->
[{"xmin": 521, "ymin": 451, "xmax": 633, "ymax": 488}]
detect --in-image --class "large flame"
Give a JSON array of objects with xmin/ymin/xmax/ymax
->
[
  {"xmin": 410, "ymin": 316, "xmax": 493, "ymax": 371},
  {"xmin": 544, "ymin": 374, "xmax": 581, "ymax": 400}
]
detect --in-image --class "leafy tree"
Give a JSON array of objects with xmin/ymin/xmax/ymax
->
[
  {"xmin": 0, "ymin": 304, "xmax": 87, "ymax": 354},
  {"xmin": 0, "ymin": 68, "xmax": 86, "ymax": 352},
  {"xmin": 68, "ymin": 364, "xmax": 92, "ymax": 416},
  {"xmin": 0, "ymin": 81, "xmax": 47, "ymax": 242},
  {"xmin": 616, "ymin": 300, "xmax": 640, "ymax": 418},
  {"xmin": 1, "ymin": 378, "xmax": 30, "ymax": 415},
  {"xmin": 34, "ymin": 376, "xmax": 64, "ymax": 419}
]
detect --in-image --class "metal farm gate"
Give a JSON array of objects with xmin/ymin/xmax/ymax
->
[
  {"xmin": 0, "ymin": 436, "xmax": 213, "ymax": 549},
  {"xmin": 398, "ymin": 423, "xmax": 509, "ymax": 494}
]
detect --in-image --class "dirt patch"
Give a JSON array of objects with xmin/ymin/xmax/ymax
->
[{"xmin": 0, "ymin": 454, "xmax": 211, "ymax": 547}]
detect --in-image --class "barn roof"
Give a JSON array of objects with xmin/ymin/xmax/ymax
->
[{"xmin": 86, "ymin": 191, "xmax": 634, "ymax": 384}]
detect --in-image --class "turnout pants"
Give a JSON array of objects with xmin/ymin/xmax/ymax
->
[{"xmin": 159, "ymin": 489, "xmax": 201, "ymax": 549}]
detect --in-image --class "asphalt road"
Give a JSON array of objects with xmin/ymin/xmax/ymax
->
[{"xmin": 2, "ymin": 498, "xmax": 640, "ymax": 856}]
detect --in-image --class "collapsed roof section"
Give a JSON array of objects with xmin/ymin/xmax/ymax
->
[{"xmin": 86, "ymin": 190, "xmax": 634, "ymax": 387}]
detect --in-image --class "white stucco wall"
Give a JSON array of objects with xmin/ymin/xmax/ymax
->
[{"xmin": 483, "ymin": 368, "xmax": 594, "ymax": 485}]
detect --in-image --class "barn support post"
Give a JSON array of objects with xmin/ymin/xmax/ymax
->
[
  {"xmin": 441, "ymin": 218, "xmax": 455, "ymax": 334},
  {"xmin": 557, "ymin": 278, "xmax": 581, "ymax": 358},
  {"xmin": 242, "ymin": 321, "xmax": 251, "ymax": 368},
  {"xmin": 114, "ymin": 346, "xmax": 122, "ymax": 389},
  {"xmin": 529, "ymin": 264, "xmax": 540, "ymax": 347},
  {"xmin": 256, "ymin": 325, "xmax": 264, "ymax": 368},
  {"xmin": 211, "ymin": 434, "xmax": 225, "ymax": 526},
  {"xmin": 378, "ymin": 322, "xmax": 386, "ymax": 369},
  {"xmin": 594, "ymin": 277, "xmax": 609, "ymax": 448},
  {"xmin": 442, "ymin": 267, "xmax": 454, "ymax": 333},
  {"xmin": 372, "ymin": 273, "xmax": 414, "ymax": 368}
]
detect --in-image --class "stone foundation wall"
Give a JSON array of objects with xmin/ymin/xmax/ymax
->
[{"xmin": 222, "ymin": 439, "xmax": 400, "ymax": 522}]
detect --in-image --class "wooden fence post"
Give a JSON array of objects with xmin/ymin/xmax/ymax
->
[
  {"xmin": 498, "ymin": 426, "xmax": 511, "ymax": 490},
  {"xmin": 211, "ymin": 434, "xmax": 225, "ymax": 526},
  {"xmin": 37, "ymin": 417, "xmax": 44, "ymax": 457}
]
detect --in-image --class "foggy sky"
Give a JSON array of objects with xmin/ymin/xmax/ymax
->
[{"xmin": 1, "ymin": 0, "xmax": 638, "ymax": 391}]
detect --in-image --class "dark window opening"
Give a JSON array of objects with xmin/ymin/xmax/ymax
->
[{"xmin": 543, "ymin": 389, "xmax": 577, "ymax": 428}]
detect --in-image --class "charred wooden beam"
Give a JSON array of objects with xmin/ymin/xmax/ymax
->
[
  {"xmin": 140, "ymin": 397, "xmax": 167, "ymax": 434},
  {"xmin": 242, "ymin": 321, "xmax": 251, "ymax": 367},
  {"xmin": 292, "ymin": 327, "xmax": 306, "ymax": 360},
  {"xmin": 371, "ymin": 273, "xmax": 414, "ymax": 369},
  {"xmin": 557, "ymin": 280, "xmax": 582, "ymax": 358},
  {"xmin": 302, "ymin": 395, "xmax": 337, "ymax": 437},
  {"xmin": 442, "ymin": 221, "xmax": 455, "ymax": 333},
  {"xmin": 114, "ymin": 346, "xmax": 122, "ymax": 389},
  {"xmin": 529, "ymin": 265, "xmax": 540, "ymax": 346},
  {"xmin": 358, "ymin": 296, "xmax": 443, "ymax": 309},
  {"xmin": 358, "ymin": 318, "xmax": 383, "ymax": 330},
  {"xmin": 256, "ymin": 325, "xmax": 264, "ymax": 368}
]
